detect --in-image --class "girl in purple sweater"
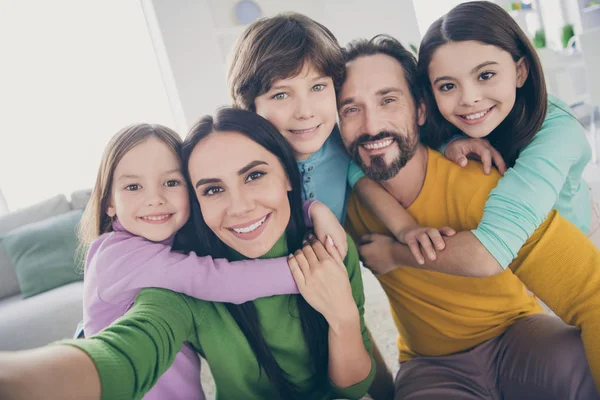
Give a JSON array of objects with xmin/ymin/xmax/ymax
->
[{"xmin": 78, "ymin": 123, "xmax": 342, "ymax": 400}]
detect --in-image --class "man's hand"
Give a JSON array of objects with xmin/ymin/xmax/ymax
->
[
  {"xmin": 445, "ymin": 138, "xmax": 507, "ymax": 175},
  {"xmin": 357, "ymin": 233, "xmax": 398, "ymax": 275}
]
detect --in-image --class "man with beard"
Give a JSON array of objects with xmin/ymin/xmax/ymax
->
[{"xmin": 338, "ymin": 35, "xmax": 600, "ymax": 399}]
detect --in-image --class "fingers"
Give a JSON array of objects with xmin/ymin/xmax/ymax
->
[
  {"xmin": 358, "ymin": 233, "xmax": 374, "ymax": 246},
  {"xmin": 407, "ymin": 238, "xmax": 425, "ymax": 265},
  {"xmin": 287, "ymin": 254, "xmax": 306, "ymax": 289},
  {"xmin": 299, "ymin": 236, "xmax": 319, "ymax": 266},
  {"xmin": 324, "ymin": 235, "xmax": 345, "ymax": 266},
  {"xmin": 439, "ymin": 226, "xmax": 456, "ymax": 236},
  {"xmin": 309, "ymin": 235, "xmax": 330, "ymax": 262},
  {"xmin": 426, "ymin": 229, "xmax": 446, "ymax": 251},
  {"xmin": 479, "ymin": 148, "xmax": 492, "ymax": 175},
  {"xmin": 416, "ymin": 233, "xmax": 437, "ymax": 261},
  {"xmin": 490, "ymin": 147, "xmax": 507, "ymax": 176},
  {"xmin": 336, "ymin": 230, "xmax": 348, "ymax": 259}
]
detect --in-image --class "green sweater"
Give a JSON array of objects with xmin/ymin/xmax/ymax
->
[{"xmin": 63, "ymin": 234, "xmax": 375, "ymax": 400}]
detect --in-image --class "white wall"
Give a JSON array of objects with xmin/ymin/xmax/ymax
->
[
  {"xmin": 0, "ymin": 1, "xmax": 176, "ymax": 211},
  {"xmin": 146, "ymin": 0, "xmax": 422, "ymax": 130}
]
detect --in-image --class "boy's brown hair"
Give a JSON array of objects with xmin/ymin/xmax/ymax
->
[{"xmin": 227, "ymin": 12, "xmax": 344, "ymax": 112}]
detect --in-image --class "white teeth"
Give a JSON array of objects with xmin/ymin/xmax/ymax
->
[
  {"xmin": 363, "ymin": 139, "xmax": 393, "ymax": 150},
  {"xmin": 233, "ymin": 215, "xmax": 267, "ymax": 234},
  {"xmin": 141, "ymin": 214, "xmax": 171, "ymax": 221},
  {"xmin": 464, "ymin": 110, "xmax": 489, "ymax": 120},
  {"xmin": 290, "ymin": 126, "xmax": 318, "ymax": 134}
]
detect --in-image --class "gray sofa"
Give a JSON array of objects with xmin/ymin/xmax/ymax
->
[{"xmin": 0, "ymin": 191, "xmax": 90, "ymax": 350}]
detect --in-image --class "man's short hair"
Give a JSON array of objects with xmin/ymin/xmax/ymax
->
[{"xmin": 342, "ymin": 35, "xmax": 422, "ymax": 106}]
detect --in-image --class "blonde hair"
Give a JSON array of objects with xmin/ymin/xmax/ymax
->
[
  {"xmin": 227, "ymin": 12, "xmax": 344, "ymax": 111},
  {"xmin": 78, "ymin": 123, "xmax": 183, "ymax": 247}
]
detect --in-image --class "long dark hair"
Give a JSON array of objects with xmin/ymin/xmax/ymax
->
[
  {"xmin": 180, "ymin": 108, "xmax": 329, "ymax": 399},
  {"xmin": 417, "ymin": 1, "xmax": 547, "ymax": 167}
]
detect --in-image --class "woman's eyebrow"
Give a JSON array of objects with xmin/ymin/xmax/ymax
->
[
  {"xmin": 195, "ymin": 177, "xmax": 221, "ymax": 188},
  {"xmin": 195, "ymin": 161, "xmax": 268, "ymax": 188},
  {"xmin": 238, "ymin": 160, "xmax": 268, "ymax": 176}
]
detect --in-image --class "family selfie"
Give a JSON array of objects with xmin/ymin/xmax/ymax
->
[{"xmin": 1, "ymin": 0, "xmax": 599, "ymax": 399}]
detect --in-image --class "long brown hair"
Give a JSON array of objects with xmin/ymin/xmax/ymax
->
[
  {"xmin": 417, "ymin": 1, "xmax": 547, "ymax": 167},
  {"xmin": 227, "ymin": 12, "xmax": 345, "ymax": 111},
  {"xmin": 182, "ymin": 108, "xmax": 329, "ymax": 399},
  {"xmin": 78, "ymin": 124, "xmax": 183, "ymax": 246}
]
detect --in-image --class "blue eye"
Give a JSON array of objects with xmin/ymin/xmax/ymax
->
[
  {"xmin": 272, "ymin": 93, "xmax": 288, "ymax": 100},
  {"xmin": 312, "ymin": 84, "xmax": 326, "ymax": 91}
]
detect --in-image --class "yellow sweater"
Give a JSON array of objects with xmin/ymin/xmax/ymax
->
[{"xmin": 346, "ymin": 148, "xmax": 600, "ymax": 390}]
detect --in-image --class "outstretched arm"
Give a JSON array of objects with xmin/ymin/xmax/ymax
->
[
  {"xmin": 1, "ymin": 289, "xmax": 194, "ymax": 400},
  {"xmin": 0, "ymin": 346, "xmax": 100, "ymax": 400},
  {"xmin": 95, "ymin": 233, "xmax": 297, "ymax": 306}
]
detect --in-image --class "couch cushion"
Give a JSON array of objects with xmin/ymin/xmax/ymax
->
[
  {"xmin": 0, "ymin": 194, "xmax": 71, "ymax": 236},
  {"xmin": 0, "ymin": 281, "xmax": 83, "ymax": 350},
  {"xmin": 0, "ymin": 194, "xmax": 71, "ymax": 300},
  {"xmin": 2, "ymin": 210, "xmax": 84, "ymax": 298},
  {"xmin": 0, "ymin": 250, "xmax": 20, "ymax": 300},
  {"xmin": 70, "ymin": 189, "xmax": 92, "ymax": 210}
]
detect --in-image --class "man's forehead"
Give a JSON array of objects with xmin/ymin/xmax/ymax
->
[{"xmin": 341, "ymin": 54, "xmax": 408, "ymax": 100}]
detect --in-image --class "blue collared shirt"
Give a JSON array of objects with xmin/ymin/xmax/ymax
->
[{"xmin": 297, "ymin": 126, "xmax": 351, "ymax": 223}]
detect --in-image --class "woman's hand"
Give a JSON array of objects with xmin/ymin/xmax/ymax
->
[
  {"xmin": 309, "ymin": 202, "xmax": 348, "ymax": 259},
  {"xmin": 288, "ymin": 235, "xmax": 357, "ymax": 327},
  {"xmin": 396, "ymin": 225, "xmax": 456, "ymax": 265},
  {"xmin": 445, "ymin": 138, "xmax": 507, "ymax": 175}
]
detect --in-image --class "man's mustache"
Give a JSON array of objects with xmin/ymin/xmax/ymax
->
[{"xmin": 356, "ymin": 131, "xmax": 398, "ymax": 145}]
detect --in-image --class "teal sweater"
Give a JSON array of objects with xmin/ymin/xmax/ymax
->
[
  {"xmin": 473, "ymin": 95, "xmax": 592, "ymax": 268},
  {"xmin": 62, "ymin": 234, "xmax": 375, "ymax": 400}
]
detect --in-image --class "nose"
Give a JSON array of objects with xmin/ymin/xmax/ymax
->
[
  {"xmin": 227, "ymin": 188, "xmax": 254, "ymax": 217},
  {"xmin": 294, "ymin": 95, "xmax": 314, "ymax": 120},
  {"xmin": 146, "ymin": 186, "xmax": 166, "ymax": 207},
  {"xmin": 459, "ymin": 82, "xmax": 482, "ymax": 107},
  {"xmin": 361, "ymin": 107, "xmax": 384, "ymax": 136}
]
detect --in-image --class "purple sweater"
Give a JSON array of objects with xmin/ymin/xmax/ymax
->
[{"xmin": 82, "ymin": 220, "xmax": 297, "ymax": 400}]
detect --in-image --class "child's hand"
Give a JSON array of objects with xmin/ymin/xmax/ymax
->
[
  {"xmin": 397, "ymin": 226, "xmax": 456, "ymax": 265},
  {"xmin": 357, "ymin": 234, "xmax": 397, "ymax": 275},
  {"xmin": 445, "ymin": 138, "xmax": 507, "ymax": 175},
  {"xmin": 309, "ymin": 201, "xmax": 348, "ymax": 259}
]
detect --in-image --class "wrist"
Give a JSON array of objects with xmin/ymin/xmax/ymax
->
[{"xmin": 326, "ymin": 306, "xmax": 360, "ymax": 335}]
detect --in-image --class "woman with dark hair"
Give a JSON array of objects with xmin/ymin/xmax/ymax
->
[{"xmin": 0, "ymin": 108, "xmax": 375, "ymax": 400}]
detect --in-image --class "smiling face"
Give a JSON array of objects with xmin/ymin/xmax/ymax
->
[
  {"xmin": 187, "ymin": 131, "xmax": 292, "ymax": 258},
  {"xmin": 338, "ymin": 54, "xmax": 424, "ymax": 181},
  {"xmin": 428, "ymin": 40, "xmax": 528, "ymax": 139},
  {"xmin": 106, "ymin": 137, "xmax": 190, "ymax": 242},
  {"xmin": 254, "ymin": 62, "xmax": 337, "ymax": 161}
]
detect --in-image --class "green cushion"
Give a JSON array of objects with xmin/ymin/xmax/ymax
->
[{"xmin": 1, "ymin": 210, "xmax": 84, "ymax": 298}]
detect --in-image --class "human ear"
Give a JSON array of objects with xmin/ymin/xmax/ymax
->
[
  {"xmin": 516, "ymin": 57, "xmax": 529, "ymax": 88},
  {"xmin": 106, "ymin": 205, "xmax": 116, "ymax": 218},
  {"xmin": 417, "ymin": 102, "xmax": 427, "ymax": 127}
]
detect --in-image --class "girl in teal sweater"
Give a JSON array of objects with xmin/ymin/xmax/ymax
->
[
  {"xmin": 0, "ymin": 108, "xmax": 375, "ymax": 400},
  {"xmin": 418, "ymin": 1, "xmax": 598, "ymax": 267}
]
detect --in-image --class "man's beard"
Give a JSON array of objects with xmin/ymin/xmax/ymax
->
[{"xmin": 349, "ymin": 129, "xmax": 418, "ymax": 182}]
